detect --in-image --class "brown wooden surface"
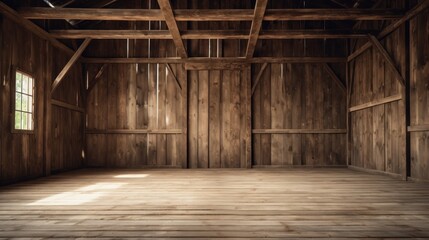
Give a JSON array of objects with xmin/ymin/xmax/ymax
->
[
  {"xmin": 348, "ymin": 0, "xmax": 429, "ymax": 61},
  {"xmin": 84, "ymin": 57, "xmax": 347, "ymax": 64},
  {"xmin": 409, "ymin": 6, "xmax": 429, "ymax": 181},
  {"xmin": 245, "ymin": 0, "xmax": 268, "ymax": 58},
  {"xmin": 19, "ymin": 8, "xmax": 404, "ymax": 21},
  {"xmin": 0, "ymin": 15, "xmax": 84, "ymax": 184},
  {"xmin": 1, "ymin": 168, "xmax": 429, "ymax": 238},
  {"xmin": 348, "ymin": 0, "xmax": 407, "ymax": 178}
]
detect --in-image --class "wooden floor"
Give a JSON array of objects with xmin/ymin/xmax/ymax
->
[{"xmin": 0, "ymin": 168, "xmax": 428, "ymax": 239}]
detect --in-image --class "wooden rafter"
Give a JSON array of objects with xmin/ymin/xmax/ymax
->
[
  {"xmin": 157, "ymin": 0, "xmax": 187, "ymax": 58},
  {"xmin": 87, "ymin": 64, "xmax": 107, "ymax": 94},
  {"xmin": 323, "ymin": 63, "xmax": 346, "ymax": 93},
  {"xmin": 246, "ymin": 0, "xmax": 268, "ymax": 58},
  {"xmin": 50, "ymin": 29, "xmax": 371, "ymax": 40},
  {"xmin": 348, "ymin": 0, "xmax": 429, "ymax": 61},
  {"xmin": 83, "ymin": 57, "xmax": 346, "ymax": 64},
  {"xmin": 19, "ymin": 8, "xmax": 403, "ymax": 21},
  {"xmin": 51, "ymin": 38, "xmax": 91, "ymax": 94},
  {"xmin": 251, "ymin": 63, "xmax": 268, "ymax": 96},
  {"xmin": 166, "ymin": 63, "xmax": 182, "ymax": 91},
  {"xmin": 367, "ymin": 34, "xmax": 405, "ymax": 87}
]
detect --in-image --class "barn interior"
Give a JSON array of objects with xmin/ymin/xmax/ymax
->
[{"xmin": 0, "ymin": 0, "xmax": 428, "ymax": 238}]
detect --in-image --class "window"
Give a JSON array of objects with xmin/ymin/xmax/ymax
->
[{"xmin": 14, "ymin": 70, "xmax": 34, "ymax": 132}]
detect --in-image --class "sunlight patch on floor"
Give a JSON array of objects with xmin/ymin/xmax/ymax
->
[{"xmin": 28, "ymin": 182, "xmax": 125, "ymax": 206}]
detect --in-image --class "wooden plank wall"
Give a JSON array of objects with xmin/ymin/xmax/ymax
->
[
  {"xmin": 251, "ymin": 0, "xmax": 347, "ymax": 167},
  {"xmin": 85, "ymin": 0, "xmax": 187, "ymax": 168},
  {"xmin": 349, "ymin": 1, "xmax": 407, "ymax": 177},
  {"xmin": 409, "ymin": 6, "xmax": 429, "ymax": 181},
  {"xmin": 0, "ymin": 15, "xmax": 84, "ymax": 184}
]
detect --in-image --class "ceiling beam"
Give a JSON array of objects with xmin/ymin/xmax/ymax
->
[
  {"xmin": 52, "ymin": 38, "xmax": 92, "ymax": 94},
  {"xmin": 246, "ymin": 0, "xmax": 268, "ymax": 58},
  {"xmin": 348, "ymin": 0, "xmax": 429, "ymax": 61},
  {"xmin": 82, "ymin": 57, "xmax": 346, "ymax": 64},
  {"xmin": 19, "ymin": 8, "xmax": 403, "ymax": 21},
  {"xmin": 50, "ymin": 29, "xmax": 371, "ymax": 40},
  {"xmin": 157, "ymin": 0, "xmax": 187, "ymax": 58}
]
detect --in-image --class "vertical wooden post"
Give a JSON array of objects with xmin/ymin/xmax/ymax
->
[
  {"xmin": 180, "ymin": 63, "xmax": 188, "ymax": 168},
  {"xmin": 43, "ymin": 41, "xmax": 52, "ymax": 176},
  {"xmin": 245, "ymin": 65, "xmax": 252, "ymax": 168}
]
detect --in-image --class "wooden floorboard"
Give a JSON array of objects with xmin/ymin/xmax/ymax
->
[{"xmin": 0, "ymin": 168, "xmax": 428, "ymax": 238}]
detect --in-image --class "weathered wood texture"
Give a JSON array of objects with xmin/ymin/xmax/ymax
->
[
  {"xmin": 409, "ymin": 6, "xmax": 429, "ymax": 181},
  {"xmin": 1, "ymin": 168, "xmax": 429, "ymax": 238},
  {"xmin": 252, "ymin": 0, "xmax": 347, "ymax": 167},
  {"xmin": 0, "ymin": 16, "xmax": 84, "ymax": 184},
  {"xmin": 85, "ymin": 1, "xmax": 186, "ymax": 168},
  {"xmin": 349, "ymin": 1, "xmax": 406, "ymax": 177}
]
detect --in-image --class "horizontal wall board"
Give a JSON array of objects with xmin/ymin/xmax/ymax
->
[
  {"xmin": 252, "ymin": 129, "xmax": 347, "ymax": 134},
  {"xmin": 349, "ymin": 94, "xmax": 402, "ymax": 112},
  {"xmin": 85, "ymin": 129, "xmax": 183, "ymax": 134}
]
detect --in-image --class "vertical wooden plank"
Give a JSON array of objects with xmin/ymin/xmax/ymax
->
[
  {"xmin": 209, "ymin": 69, "xmax": 221, "ymax": 168},
  {"xmin": 166, "ymin": 64, "xmax": 178, "ymax": 166},
  {"xmin": 323, "ymin": 64, "xmax": 334, "ymax": 165},
  {"xmin": 251, "ymin": 64, "xmax": 261, "ymax": 166},
  {"xmin": 136, "ymin": 62, "xmax": 148, "ymax": 166},
  {"xmin": 147, "ymin": 63, "xmax": 157, "ymax": 166},
  {"xmin": 156, "ymin": 63, "xmax": 167, "ymax": 166},
  {"xmin": 220, "ymin": 70, "xmax": 231, "ymax": 168},
  {"xmin": 303, "ymin": 64, "xmax": 315, "ymax": 166},
  {"xmin": 291, "ymin": 64, "xmax": 302, "ymax": 165},
  {"xmin": 197, "ymin": 70, "xmax": 209, "ymax": 168},
  {"xmin": 178, "ymin": 63, "xmax": 187, "ymax": 168},
  {"xmin": 43, "ymin": 40, "xmax": 52, "ymax": 176},
  {"xmin": 188, "ymin": 70, "xmax": 198, "ymax": 168},
  {"xmin": 241, "ymin": 65, "xmax": 252, "ymax": 168},
  {"xmin": 260, "ymin": 63, "xmax": 271, "ymax": 166},
  {"xmin": 372, "ymin": 48, "xmax": 385, "ymax": 171},
  {"xmin": 270, "ymin": 63, "xmax": 284, "ymax": 166},
  {"xmin": 230, "ymin": 69, "xmax": 241, "ymax": 168},
  {"xmin": 283, "ymin": 63, "xmax": 293, "ymax": 166}
]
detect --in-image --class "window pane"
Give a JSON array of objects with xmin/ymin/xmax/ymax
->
[
  {"xmin": 22, "ymin": 75, "xmax": 28, "ymax": 94},
  {"xmin": 15, "ymin": 111, "xmax": 22, "ymax": 130},
  {"xmin": 15, "ymin": 93, "xmax": 22, "ymax": 111},
  {"xmin": 22, "ymin": 95, "xmax": 28, "ymax": 112},
  {"xmin": 28, "ymin": 96, "xmax": 33, "ymax": 113},
  {"xmin": 16, "ymin": 72, "xmax": 22, "ymax": 92},
  {"xmin": 22, "ymin": 112, "xmax": 27, "ymax": 130},
  {"xmin": 28, "ymin": 78, "xmax": 33, "ymax": 95}
]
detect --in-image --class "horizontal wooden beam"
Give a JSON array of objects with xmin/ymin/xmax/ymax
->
[
  {"xmin": 185, "ymin": 62, "xmax": 247, "ymax": 70},
  {"xmin": 51, "ymin": 99, "xmax": 84, "ymax": 113},
  {"xmin": 85, "ymin": 129, "xmax": 183, "ymax": 134},
  {"xmin": 349, "ymin": 94, "xmax": 402, "ymax": 112},
  {"xmin": 407, "ymin": 125, "xmax": 429, "ymax": 132},
  {"xmin": 0, "ymin": 2, "xmax": 75, "ymax": 56},
  {"xmin": 252, "ymin": 129, "xmax": 347, "ymax": 134},
  {"xmin": 83, "ymin": 57, "xmax": 346, "ymax": 64},
  {"xmin": 19, "ymin": 8, "xmax": 403, "ymax": 21},
  {"xmin": 50, "ymin": 29, "xmax": 371, "ymax": 40},
  {"xmin": 348, "ymin": 0, "xmax": 429, "ymax": 61}
]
